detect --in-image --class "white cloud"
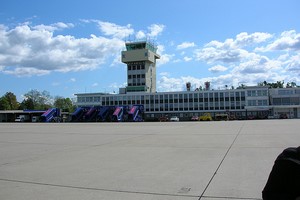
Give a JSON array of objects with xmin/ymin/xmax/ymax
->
[
  {"xmin": 156, "ymin": 45, "xmax": 174, "ymax": 66},
  {"xmin": 147, "ymin": 24, "xmax": 165, "ymax": 38},
  {"xmin": 235, "ymin": 57, "xmax": 281, "ymax": 74},
  {"xmin": 159, "ymin": 72, "xmax": 170, "ymax": 77},
  {"xmin": 177, "ymin": 42, "xmax": 196, "ymax": 50},
  {"xmin": 195, "ymin": 46, "xmax": 249, "ymax": 63},
  {"xmin": 158, "ymin": 76, "xmax": 185, "ymax": 92},
  {"xmin": 70, "ymin": 78, "xmax": 76, "ymax": 82},
  {"xmin": 0, "ymin": 23, "xmax": 124, "ymax": 76},
  {"xmin": 157, "ymin": 30, "xmax": 299, "ymax": 90},
  {"xmin": 33, "ymin": 22, "xmax": 74, "ymax": 32},
  {"xmin": 235, "ymin": 32, "xmax": 272, "ymax": 47},
  {"xmin": 208, "ymin": 65, "xmax": 228, "ymax": 73},
  {"xmin": 157, "ymin": 71, "xmax": 286, "ymax": 92},
  {"xmin": 3, "ymin": 67, "xmax": 50, "ymax": 77},
  {"xmin": 285, "ymin": 53, "xmax": 300, "ymax": 75},
  {"xmin": 52, "ymin": 81, "xmax": 60, "ymax": 86},
  {"xmin": 257, "ymin": 30, "xmax": 300, "ymax": 51},
  {"xmin": 133, "ymin": 24, "xmax": 165, "ymax": 40},
  {"xmin": 195, "ymin": 32, "xmax": 272, "ymax": 64},
  {"xmin": 92, "ymin": 82, "xmax": 98, "ymax": 87},
  {"xmin": 97, "ymin": 21, "xmax": 134, "ymax": 39},
  {"xmin": 157, "ymin": 74, "xmax": 233, "ymax": 92},
  {"xmin": 183, "ymin": 56, "xmax": 192, "ymax": 62},
  {"xmin": 136, "ymin": 30, "xmax": 146, "ymax": 39}
]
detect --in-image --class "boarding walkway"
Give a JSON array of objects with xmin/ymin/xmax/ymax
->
[{"xmin": 0, "ymin": 120, "xmax": 299, "ymax": 200}]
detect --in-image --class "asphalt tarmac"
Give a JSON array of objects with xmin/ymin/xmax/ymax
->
[{"xmin": 0, "ymin": 120, "xmax": 299, "ymax": 200}]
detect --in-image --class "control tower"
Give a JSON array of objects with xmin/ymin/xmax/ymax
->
[{"xmin": 121, "ymin": 41, "xmax": 160, "ymax": 93}]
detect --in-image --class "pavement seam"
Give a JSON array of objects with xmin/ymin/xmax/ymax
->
[
  {"xmin": 198, "ymin": 122, "xmax": 245, "ymax": 200},
  {"xmin": 0, "ymin": 178, "xmax": 199, "ymax": 198},
  {"xmin": 201, "ymin": 195, "xmax": 262, "ymax": 200}
]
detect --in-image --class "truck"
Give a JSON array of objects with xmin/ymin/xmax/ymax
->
[{"xmin": 15, "ymin": 115, "xmax": 30, "ymax": 122}]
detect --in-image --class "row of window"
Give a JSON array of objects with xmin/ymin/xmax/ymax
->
[
  {"xmin": 247, "ymin": 90, "xmax": 268, "ymax": 97},
  {"xmin": 272, "ymin": 97, "xmax": 300, "ymax": 105},
  {"xmin": 247, "ymin": 100, "xmax": 268, "ymax": 106},
  {"xmin": 127, "ymin": 61, "xmax": 145, "ymax": 70},
  {"xmin": 128, "ymin": 74, "xmax": 145, "ymax": 79},
  {"xmin": 77, "ymin": 91, "xmax": 248, "ymax": 103},
  {"xmin": 128, "ymin": 82, "xmax": 146, "ymax": 86},
  {"xmin": 101, "ymin": 97, "xmax": 246, "ymax": 104},
  {"xmin": 77, "ymin": 96, "xmax": 101, "ymax": 103},
  {"xmin": 142, "ymin": 102, "xmax": 245, "ymax": 112}
]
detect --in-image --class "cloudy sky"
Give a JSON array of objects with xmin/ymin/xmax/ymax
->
[{"xmin": 1, "ymin": 0, "xmax": 300, "ymax": 100}]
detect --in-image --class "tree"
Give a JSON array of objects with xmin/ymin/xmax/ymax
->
[
  {"xmin": 0, "ymin": 96, "xmax": 10, "ymax": 110},
  {"xmin": 286, "ymin": 82, "xmax": 298, "ymax": 88},
  {"xmin": 23, "ymin": 89, "xmax": 53, "ymax": 110},
  {"xmin": 0, "ymin": 92, "xmax": 19, "ymax": 110},
  {"xmin": 258, "ymin": 80, "xmax": 285, "ymax": 88},
  {"xmin": 5, "ymin": 92, "xmax": 19, "ymax": 110},
  {"xmin": 237, "ymin": 84, "xmax": 246, "ymax": 89},
  {"xmin": 54, "ymin": 97, "xmax": 76, "ymax": 112},
  {"xmin": 19, "ymin": 98, "xmax": 34, "ymax": 110}
]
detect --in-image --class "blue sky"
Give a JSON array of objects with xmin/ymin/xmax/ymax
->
[{"xmin": 1, "ymin": 0, "xmax": 300, "ymax": 101}]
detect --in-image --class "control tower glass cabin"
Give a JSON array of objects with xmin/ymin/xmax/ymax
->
[{"xmin": 121, "ymin": 41, "xmax": 160, "ymax": 93}]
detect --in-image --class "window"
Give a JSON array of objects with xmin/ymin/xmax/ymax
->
[
  {"xmin": 257, "ymin": 90, "xmax": 262, "ymax": 96},
  {"xmin": 184, "ymin": 94, "xmax": 188, "ymax": 103},
  {"xmin": 278, "ymin": 90, "xmax": 293, "ymax": 95},
  {"xmin": 248, "ymin": 100, "xmax": 256, "ymax": 106},
  {"xmin": 282, "ymin": 97, "xmax": 290, "ymax": 105}
]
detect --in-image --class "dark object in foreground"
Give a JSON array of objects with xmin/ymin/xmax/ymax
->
[{"xmin": 262, "ymin": 146, "xmax": 300, "ymax": 200}]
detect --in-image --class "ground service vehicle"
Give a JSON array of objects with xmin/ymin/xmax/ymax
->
[
  {"xmin": 199, "ymin": 113, "xmax": 212, "ymax": 121},
  {"xmin": 159, "ymin": 116, "xmax": 169, "ymax": 122},
  {"xmin": 15, "ymin": 115, "xmax": 30, "ymax": 122},
  {"xmin": 191, "ymin": 116, "xmax": 199, "ymax": 121},
  {"xmin": 170, "ymin": 116, "xmax": 179, "ymax": 122},
  {"xmin": 215, "ymin": 114, "xmax": 229, "ymax": 121}
]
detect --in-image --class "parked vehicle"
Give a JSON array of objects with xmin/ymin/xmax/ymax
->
[
  {"xmin": 247, "ymin": 115, "xmax": 255, "ymax": 120},
  {"xmin": 215, "ymin": 114, "xmax": 229, "ymax": 121},
  {"xmin": 170, "ymin": 116, "xmax": 179, "ymax": 122},
  {"xmin": 159, "ymin": 116, "xmax": 169, "ymax": 122},
  {"xmin": 199, "ymin": 113, "xmax": 212, "ymax": 121},
  {"xmin": 32, "ymin": 116, "xmax": 40, "ymax": 122},
  {"xmin": 191, "ymin": 116, "xmax": 199, "ymax": 121},
  {"xmin": 15, "ymin": 115, "xmax": 30, "ymax": 122},
  {"xmin": 279, "ymin": 113, "xmax": 288, "ymax": 119}
]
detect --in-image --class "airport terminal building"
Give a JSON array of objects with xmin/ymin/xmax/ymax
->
[{"xmin": 75, "ymin": 41, "xmax": 300, "ymax": 121}]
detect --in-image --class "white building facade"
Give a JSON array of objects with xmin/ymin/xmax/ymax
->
[
  {"xmin": 75, "ymin": 41, "xmax": 300, "ymax": 120},
  {"xmin": 75, "ymin": 86, "xmax": 300, "ymax": 120}
]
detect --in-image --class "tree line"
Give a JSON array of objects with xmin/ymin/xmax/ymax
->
[
  {"xmin": 257, "ymin": 80, "xmax": 298, "ymax": 88},
  {"xmin": 0, "ymin": 89, "xmax": 76, "ymax": 112}
]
